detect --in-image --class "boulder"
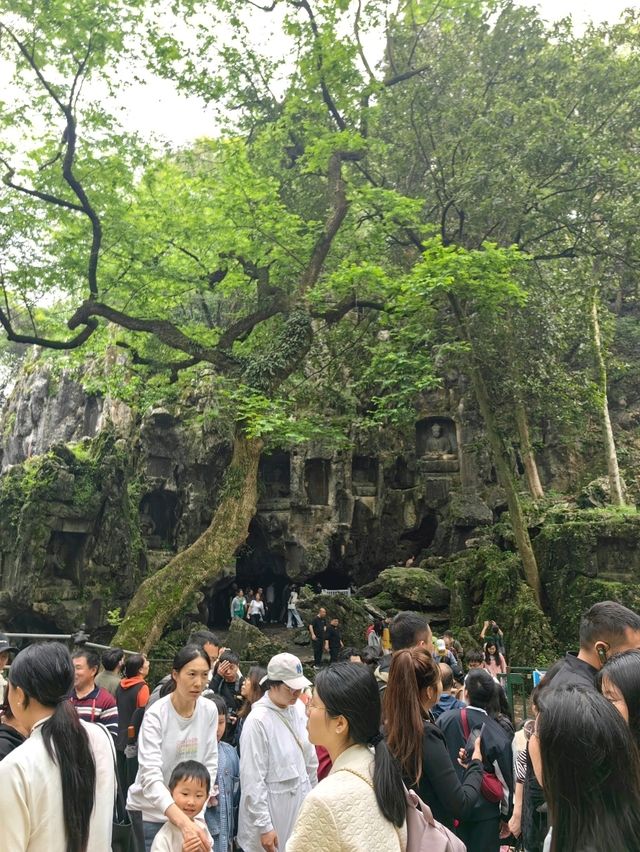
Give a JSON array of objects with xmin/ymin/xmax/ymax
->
[
  {"xmin": 359, "ymin": 567, "xmax": 450, "ymax": 612},
  {"xmin": 449, "ymin": 491, "xmax": 493, "ymax": 527},
  {"xmin": 297, "ymin": 593, "xmax": 371, "ymax": 648},
  {"xmin": 226, "ymin": 618, "xmax": 287, "ymax": 666}
]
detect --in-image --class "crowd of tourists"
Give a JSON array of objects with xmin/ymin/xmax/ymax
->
[{"xmin": 1, "ymin": 599, "xmax": 640, "ymax": 851}]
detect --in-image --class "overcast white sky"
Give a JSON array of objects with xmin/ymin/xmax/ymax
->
[{"xmin": 115, "ymin": 0, "xmax": 634, "ymax": 146}]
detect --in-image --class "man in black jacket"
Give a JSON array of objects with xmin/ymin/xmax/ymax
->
[
  {"xmin": 210, "ymin": 650, "xmax": 245, "ymax": 743},
  {"xmin": 309, "ymin": 606, "xmax": 327, "ymax": 668},
  {"xmin": 543, "ymin": 600, "xmax": 640, "ymax": 689}
]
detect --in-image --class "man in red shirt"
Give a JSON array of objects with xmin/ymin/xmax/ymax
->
[{"xmin": 69, "ymin": 648, "xmax": 118, "ymax": 741}]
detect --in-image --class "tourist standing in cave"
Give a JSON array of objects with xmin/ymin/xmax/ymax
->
[
  {"xmin": 286, "ymin": 586, "xmax": 304, "ymax": 628},
  {"xmin": 0, "ymin": 633, "xmax": 17, "ymax": 705},
  {"xmin": 69, "ymin": 648, "xmax": 119, "ymax": 741},
  {"xmin": 324, "ymin": 617, "xmax": 344, "ymax": 663},
  {"xmin": 309, "ymin": 606, "xmax": 328, "ymax": 668},
  {"xmin": 237, "ymin": 653, "xmax": 318, "ymax": 852},
  {"xmin": 247, "ymin": 591, "xmax": 266, "ymax": 628},
  {"xmin": 543, "ymin": 600, "xmax": 640, "ymax": 689},
  {"xmin": 230, "ymin": 589, "xmax": 247, "ymax": 621}
]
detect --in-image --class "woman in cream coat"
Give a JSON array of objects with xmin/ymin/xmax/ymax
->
[{"xmin": 287, "ymin": 663, "xmax": 407, "ymax": 852}]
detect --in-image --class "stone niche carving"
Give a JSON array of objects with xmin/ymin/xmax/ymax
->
[
  {"xmin": 44, "ymin": 529, "xmax": 89, "ymax": 584},
  {"xmin": 351, "ymin": 456, "xmax": 379, "ymax": 497},
  {"xmin": 389, "ymin": 455, "xmax": 416, "ymax": 489},
  {"xmin": 416, "ymin": 417, "xmax": 459, "ymax": 472},
  {"xmin": 305, "ymin": 458, "xmax": 330, "ymax": 505},
  {"xmin": 258, "ymin": 451, "xmax": 291, "ymax": 502},
  {"xmin": 139, "ymin": 489, "xmax": 178, "ymax": 549}
]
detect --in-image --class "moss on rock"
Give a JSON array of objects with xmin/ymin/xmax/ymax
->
[
  {"xmin": 297, "ymin": 593, "xmax": 371, "ymax": 647},
  {"xmin": 360, "ymin": 567, "xmax": 450, "ymax": 613},
  {"xmin": 443, "ymin": 544, "xmax": 557, "ymax": 667},
  {"xmin": 226, "ymin": 618, "xmax": 287, "ymax": 666}
]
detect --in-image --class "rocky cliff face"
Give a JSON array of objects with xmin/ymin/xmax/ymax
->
[{"xmin": 0, "ymin": 354, "xmax": 639, "ymax": 663}]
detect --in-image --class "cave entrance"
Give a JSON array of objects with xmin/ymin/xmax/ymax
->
[
  {"xmin": 308, "ymin": 566, "xmax": 353, "ymax": 594},
  {"xmin": 139, "ymin": 490, "xmax": 178, "ymax": 549},
  {"xmin": 351, "ymin": 456, "xmax": 379, "ymax": 497},
  {"xmin": 258, "ymin": 451, "xmax": 291, "ymax": 502},
  {"xmin": 208, "ymin": 518, "xmax": 288, "ymax": 628},
  {"xmin": 44, "ymin": 530, "xmax": 89, "ymax": 584},
  {"xmin": 400, "ymin": 512, "xmax": 438, "ymax": 558},
  {"xmin": 305, "ymin": 458, "xmax": 330, "ymax": 505}
]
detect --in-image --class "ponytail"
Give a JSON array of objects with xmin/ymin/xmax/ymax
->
[
  {"xmin": 41, "ymin": 701, "xmax": 96, "ymax": 852},
  {"xmin": 9, "ymin": 643, "xmax": 96, "ymax": 852},
  {"xmin": 371, "ymin": 735, "xmax": 407, "ymax": 828},
  {"xmin": 315, "ymin": 664, "xmax": 406, "ymax": 828},
  {"xmin": 385, "ymin": 649, "xmax": 436, "ymax": 784}
]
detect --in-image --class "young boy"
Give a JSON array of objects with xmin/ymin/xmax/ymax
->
[
  {"xmin": 150, "ymin": 761, "xmax": 213, "ymax": 852},
  {"xmin": 204, "ymin": 693, "xmax": 240, "ymax": 852}
]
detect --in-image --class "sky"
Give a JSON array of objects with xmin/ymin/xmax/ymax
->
[{"xmin": 113, "ymin": 0, "xmax": 635, "ymax": 146}]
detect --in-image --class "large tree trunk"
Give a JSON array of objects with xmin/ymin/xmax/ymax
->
[
  {"xmin": 590, "ymin": 285, "xmax": 625, "ymax": 506},
  {"xmin": 515, "ymin": 401, "xmax": 544, "ymax": 500},
  {"xmin": 114, "ymin": 432, "xmax": 263, "ymax": 652},
  {"xmin": 470, "ymin": 364, "xmax": 543, "ymax": 605}
]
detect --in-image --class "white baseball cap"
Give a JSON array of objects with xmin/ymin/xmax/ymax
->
[{"xmin": 260, "ymin": 653, "xmax": 311, "ymax": 691}]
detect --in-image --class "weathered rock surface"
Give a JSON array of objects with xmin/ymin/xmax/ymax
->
[
  {"xmin": 359, "ymin": 567, "xmax": 450, "ymax": 614},
  {"xmin": 226, "ymin": 617, "xmax": 287, "ymax": 666}
]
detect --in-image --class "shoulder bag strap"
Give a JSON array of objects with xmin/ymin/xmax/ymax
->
[
  {"xmin": 265, "ymin": 707, "xmax": 305, "ymax": 755},
  {"xmin": 460, "ymin": 707, "xmax": 470, "ymax": 739},
  {"xmin": 91, "ymin": 698, "xmax": 96, "ymax": 724}
]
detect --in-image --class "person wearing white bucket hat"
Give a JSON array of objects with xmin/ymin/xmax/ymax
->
[{"xmin": 237, "ymin": 653, "xmax": 318, "ymax": 852}]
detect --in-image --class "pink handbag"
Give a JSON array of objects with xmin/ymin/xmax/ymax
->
[{"xmin": 405, "ymin": 787, "xmax": 467, "ymax": 852}]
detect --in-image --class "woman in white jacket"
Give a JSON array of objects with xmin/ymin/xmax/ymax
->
[
  {"xmin": 127, "ymin": 644, "xmax": 218, "ymax": 851},
  {"xmin": 287, "ymin": 663, "xmax": 407, "ymax": 852},
  {"xmin": 0, "ymin": 642, "xmax": 115, "ymax": 852},
  {"xmin": 237, "ymin": 653, "xmax": 318, "ymax": 852}
]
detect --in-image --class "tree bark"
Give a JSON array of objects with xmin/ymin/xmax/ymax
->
[
  {"xmin": 514, "ymin": 401, "xmax": 544, "ymax": 500},
  {"xmin": 470, "ymin": 365, "xmax": 543, "ymax": 604},
  {"xmin": 113, "ymin": 432, "xmax": 264, "ymax": 652},
  {"xmin": 590, "ymin": 285, "xmax": 625, "ymax": 506}
]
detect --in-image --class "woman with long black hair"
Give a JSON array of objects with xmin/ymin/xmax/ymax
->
[
  {"xmin": 0, "ymin": 641, "xmax": 116, "ymax": 851},
  {"xmin": 598, "ymin": 649, "xmax": 640, "ymax": 748},
  {"xmin": 531, "ymin": 684, "xmax": 640, "ymax": 852},
  {"xmin": 127, "ymin": 645, "xmax": 218, "ymax": 851},
  {"xmin": 286, "ymin": 662, "xmax": 407, "ymax": 851}
]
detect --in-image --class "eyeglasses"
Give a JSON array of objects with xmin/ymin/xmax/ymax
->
[
  {"xmin": 282, "ymin": 684, "xmax": 302, "ymax": 695},
  {"xmin": 305, "ymin": 701, "xmax": 327, "ymax": 717}
]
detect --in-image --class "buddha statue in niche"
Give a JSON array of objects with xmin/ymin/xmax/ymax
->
[{"xmin": 424, "ymin": 422, "xmax": 455, "ymax": 456}]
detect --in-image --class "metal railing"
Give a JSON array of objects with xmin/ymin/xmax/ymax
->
[{"xmin": 3, "ymin": 630, "xmax": 138, "ymax": 656}]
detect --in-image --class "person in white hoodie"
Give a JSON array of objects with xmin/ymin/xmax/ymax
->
[
  {"xmin": 0, "ymin": 642, "xmax": 115, "ymax": 852},
  {"xmin": 127, "ymin": 645, "xmax": 218, "ymax": 852},
  {"xmin": 237, "ymin": 653, "xmax": 318, "ymax": 852}
]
